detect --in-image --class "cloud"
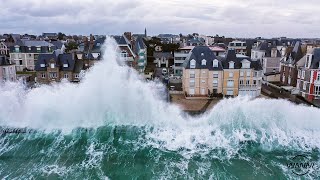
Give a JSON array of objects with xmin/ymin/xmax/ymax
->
[{"xmin": 0, "ymin": 0, "xmax": 319, "ymax": 38}]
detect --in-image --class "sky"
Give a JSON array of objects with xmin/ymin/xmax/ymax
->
[{"xmin": 1, "ymin": 0, "xmax": 319, "ymax": 38}]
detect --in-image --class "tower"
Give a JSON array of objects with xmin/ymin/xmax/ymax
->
[{"xmin": 144, "ymin": 28, "xmax": 147, "ymax": 38}]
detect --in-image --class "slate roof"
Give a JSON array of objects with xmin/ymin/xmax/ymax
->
[
  {"xmin": 183, "ymin": 46, "xmax": 223, "ymax": 70},
  {"xmin": 310, "ymin": 48, "xmax": 320, "ymax": 69},
  {"xmin": 153, "ymin": 52, "xmax": 173, "ymax": 59},
  {"xmin": 220, "ymin": 49, "xmax": 262, "ymax": 70},
  {"xmin": 50, "ymin": 41, "xmax": 64, "ymax": 49},
  {"xmin": 281, "ymin": 41, "xmax": 304, "ymax": 65},
  {"xmin": 113, "ymin": 35, "xmax": 129, "ymax": 45},
  {"xmin": 35, "ymin": 52, "xmax": 83, "ymax": 72},
  {"xmin": 135, "ymin": 36, "xmax": 146, "ymax": 52},
  {"xmin": 253, "ymin": 42, "xmax": 281, "ymax": 57},
  {"xmin": 22, "ymin": 40, "xmax": 53, "ymax": 47}
]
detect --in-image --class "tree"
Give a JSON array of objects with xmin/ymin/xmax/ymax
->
[
  {"xmin": 58, "ymin": 32, "xmax": 66, "ymax": 40},
  {"xmin": 65, "ymin": 42, "xmax": 78, "ymax": 52}
]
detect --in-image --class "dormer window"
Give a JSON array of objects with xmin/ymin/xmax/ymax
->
[
  {"xmin": 201, "ymin": 59, "xmax": 206, "ymax": 65},
  {"xmin": 63, "ymin": 63, "xmax": 69, "ymax": 68},
  {"xmin": 241, "ymin": 59, "xmax": 251, "ymax": 69},
  {"xmin": 40, "ymin": 64, "xmax": 45, "ymax": 68},
  {"xmin": 213, "ymin": 59, "xmax": 218, "ymax": 68},
  {"xmin": 229, "ymin": 61, "xmax": 234, "ymax": 69},
  {"xmin": 201, "ymin": 53, "xmax": 204, "ymax": 56},
  {"xmin": 190, "ymin": 59, "xmax": 196, "ymax": 69},
  {"xmin": 50, "ymin": 63, "xmax": 55, "ymax": 68}
]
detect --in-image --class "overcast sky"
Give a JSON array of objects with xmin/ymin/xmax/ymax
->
[{"xmin": 1, "ymin": 0, "xmax": 319, "ymax": 38}]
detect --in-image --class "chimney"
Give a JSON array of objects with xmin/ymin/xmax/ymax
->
[
  {"xmin": 124, "ymin": 32, "xmax": 132, "ymax": 41},
  {"xmin": 89, "ymin": 34, "xmax": 94, "ymax": 51}
]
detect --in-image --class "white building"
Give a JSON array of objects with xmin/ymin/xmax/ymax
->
[
  {"xmin": 0, "ymin": 56, "xmax": 16, "ymax": 82},
  {"xmin": 228, "ymin": 40, "xmax": 247, "ymax": 55}
]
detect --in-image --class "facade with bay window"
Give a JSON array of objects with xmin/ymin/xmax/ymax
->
[{"xmin": 296, "ymin": 47, "xmax": 320, "ymax": 103}]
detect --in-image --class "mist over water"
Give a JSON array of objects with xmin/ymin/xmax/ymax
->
[{"xmin": 0, "ymin": 37, "xmax": 319, "ymax": 179}]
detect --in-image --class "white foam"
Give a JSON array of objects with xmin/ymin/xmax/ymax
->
[{"xmin": 0, "ymin": 37, "xmax": 320, "ymax": 158}]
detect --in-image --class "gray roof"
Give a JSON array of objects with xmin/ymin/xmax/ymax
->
[
  {"xmin": 35, "ymin": 52, "xmax": 83, "ymax": 72},
  {"xmin": 310, "ymin": 48, "xmax": 320, "ymax": 69},
  {"xmin": 21, "ymin": 40, "xmax": 53, "ymax": 47},
  {"xmin": 113, "ymin": 35, "xmax": 129, "ymax": 45},
  {"xmin": 50, "ymin": 41, "xmax": 64, "ymax": 49},
  {"xmin": 183, "ymin": 46, "xmax": 223, "ymax": 70},
  {"xmin": 153, "ymin": 52, "xmax": 173, "ymax": 59},
  {"xmin": 221, "ymin": 49, "xmax": 262, "ymax": 70},
  {"xmin": 281, "ymin": 41, "xmax": 303, "ymax": 65}
]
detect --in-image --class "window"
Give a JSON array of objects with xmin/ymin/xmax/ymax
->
[
  {"xmin": 202, "ymin": 70, "xmax": 206, "ymax": 74},
  {"xmin": 240, "ymin": 71, "xmax": 244, "ymax": 77},
  {"xmin": 190, "ymin": 59, "xmax": 196, "ymax": 69},
  {"xmin": 213, "ymin": 72, "xmax": 218, "ymax": 78},
  {"xmin": 288, "ymin": 76, "xmax": 291, "ymax": 85},
  {"xmin": 190, "ymin": 79, "xmax": 195, "ymax": 87},
  {"xmin": 50, "ymin": 63, "xmax": 55, "ymax": 68},
  {"xmin": 19, "ymin": 60, "xmax": 23, "ymax": 65},
  {"xmin": 15, "ymin": 47, "xmax": 19, "ymax": 52},
  {"xmin": 254, "ymin": 71, "xmax": 258, "ymax": 77},
  {"xmin": 28, "ymin": 54, "xmax": 32, "ymax": 57},
  {"xmin": 229, "ymin": 72, "xmax": 234, "ymax": 78},
  {"xmin": 213, "ymin": 79, "xmax": 218, "ymax": 87},
  {"xmin": 303, "ymin": 82, "xmax": 307, "ymax": 90},
  {"xmin": 63, "ymin": 64, "xmax": 69, "ymax": 68},
  {"xmin": 201, "ymin": 59, "xmax": 206, "ymax": 65},
  {"xmin": 314, "ymin": 86, "xmax": 320, "ymax": 95},
  {"xmin": 282, "ymin": 74, "xmax": 285, "ymax": 82},
  {"xmin": 189, "ymin": 88, "xmax": 195, "ymax": 95},
  {"xmin": 37, "ymin": 47, "xmax": 41, "ymax": 52},
  {"xmin": 213, "ymin": 60, "xmax": 218, "ymax": 68},
  {"xmin": 28, "ymin": 47, "xmax": 31, "ymax": 51},
  {"xmin": 229, "ymin": 61, "xmax": 234, "ymax": 69},
  {"xmin": 64, "ymin": 73, "xmax": 69, "ymax": 79},
  {"xmin": 41, "ymin": 73, "xmax": 46, "ymax": 78},
  {"xmin": 239, "ymin": 80, "xmax": 244, "ymax": 85},
  {"xmin": 201, "ymin": 88, "xmax": 206, "ymax": 95},
  {"xmin": 49, "ymin": 72, "xmax": 57, "ymax": 78},
  {"xmin": 242, "ymin": 61, "xmax": 250, "ymax": 69},
  {"xmin": 227, "ymin": 90, "xmax": 234, "ymax": 96},
  {"xmin": 227, "ymin": 80, "xmax": 234, "ymax": 87},
  {"xmin": 40, "ymin": 64, "xmax": 45, "ymax": 67},
  {"xmin": 75, "ymin": 74, "xmax": 79, "ymax": 78},
  {"xmin": 298, "ymin": 70, "xmax": 301, "ymax": 78},
  {"xmin": 246, "ymin": 80, "xmax": 250, "ymax": 85},
  {"xmin": 201, "ymin": 79, "xmax": 205, "ymax": 83},
  {"xmin": 302, "ymin": 71, "xmax": 305, "ymax": 79},
  {"xmin": 317, "ymin": 73, "xmax": 320, "ymax": 81},
  {"xmin": 253, "ymin": 80, "xmax": 257, "ymax": 85},
  {"xmin": 190, "ymin": 70, "xmax": 195, "ymax": 78},
  {"xmin": 246, "ymin": 71, "xmax": 251, "ymax": 77}
]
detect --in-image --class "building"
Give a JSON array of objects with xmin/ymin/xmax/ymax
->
[
  {"xmin": 228, "ymin": 40, "xmax": 247, "ymax": 55},
  {"xmin": 0, "ymin": 42, "xmax": 9, "ymax": 56},
  {"xmin": 113, "ymin": 34, "xmax": 137, "ymax": 67},
  {"xmin": 251, "ymin": 41, "xmax": 283, "ymax": 79},
  {"xmin": 134, "ymin": 36, "xmax": 147, "ymax": 73},
  {"xmin": 220, "ymin": 50, "xmax": 263, "ymax": 97},
  {"xmin": 153, "ymin": 52, "xmax": 173, "ymax": 68},
  {"xmin": 182, "ymin": 46, "xmax": 224, "ymax": 97},
  {"xmin": 9, "ymin": 39, "xmax": 55, "ymax": 71},
  {"xmin": 0, "ymin": 56, "xmax": 16, "ymax": 82},
  {"xmin": 280, "ymin": 41, "xmax": 304, "ymax": 87},
  {"xmin": 77, "ymin": 35, "xmax": 103, "ymax": 69},
  {"xmin": 174, "ymin": 46, "xmax": 225, "ymax": 77},
  {"xmin": 35, "ymin": 52, "xmax": 83, "ymax": 84},
  {"xmin": 296, "ymin": 47, "xmax": 320, "ymax": 104}
]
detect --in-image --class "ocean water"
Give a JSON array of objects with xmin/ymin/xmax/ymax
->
[{"xmin": 0, "ymin": 37, "xmax": 319, "ymax": 179}]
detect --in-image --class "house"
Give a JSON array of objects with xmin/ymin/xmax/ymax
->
[
  {"xmin": 182, "ymin": 46, "xmax": 224, "ymax": 97},
  {"xmin": 228, "ymin": 40, "xmax": 247, "ymax": 55},
  {"xmin": 153, "ymin": 52, "xmax": 173, "ymax": 68},
  {"xmin": 280, "ymin": 41, "xmax": 304, "ymax": 87},
  {"xmin": 220, "ymin": 49, "xmax": 263, "ymax": 97},
  {"xmin": 113, "ymin": 34, "xmax": 136, "ymax": 67},
  {"xmin": 0, "ymin": 56, "xmax": 16, "ymax": 82},
  {"xmin": 35, "ymin": 51, "xmax": 83, "ymax": 84},
  {"xmin": 134, "ymin": 36, "xmax": 147, "ymax": 73},
  {"xmin": 8, "ymin": 39, "xmax": 55, "ymax": 71},
  {"xmin": 0, "ymin": 42, "xmax": 9, "ymax": 56},
  {"xmin": 296, "ymin": 47, "xmax": 320, "ymax": 104},
  {"xmin": 77, "ymin": 35, "xmax": 103, "ymax": 69},
  {"xmin": 251, "ymin": 41, "xmax": 283, "ymax": 79},
  {"xmin": 174, "ymin": 46, "xmax": 225, "ymax": 77},
  {"xmin": 42, "ymin": 33, "xmax": 58, "ymax": 40}
]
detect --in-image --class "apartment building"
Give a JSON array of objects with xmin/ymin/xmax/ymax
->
[
  {"xmin": 0, "ymin": 56, "xmax": 16, "ymax": 82},
  {"xmin": 228, "ymin": 40, "xmax": 247, "ymax": 55}
]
